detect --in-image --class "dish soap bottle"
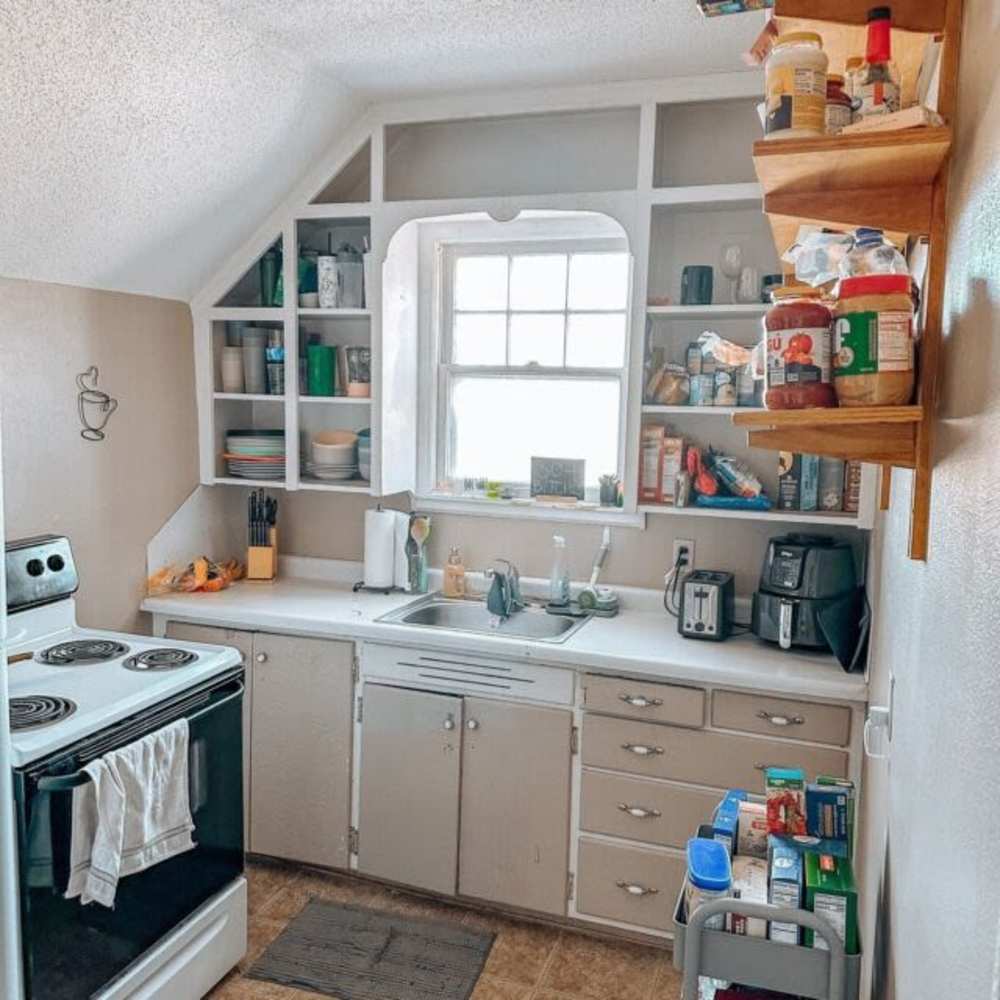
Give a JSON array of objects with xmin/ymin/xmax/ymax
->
[
  {"xmin": 549, "ymin": 535, "xmax": 571, "ymax": 607},
  {"xmin": 443, "ymin": 546, "xmax": 466, "ymax": 598}
]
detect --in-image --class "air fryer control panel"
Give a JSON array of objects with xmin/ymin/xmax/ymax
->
[{"xmin": 769, "ymin": 546, "xmax": 805, "ymax": 590}]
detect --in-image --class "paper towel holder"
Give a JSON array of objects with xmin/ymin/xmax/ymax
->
[{"xmin": 354, "ymin": 504, "xmax": 406, "ymax": 594}]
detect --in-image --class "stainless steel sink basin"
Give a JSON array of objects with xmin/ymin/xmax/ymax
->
[{"xmin": 377, "ymin": 595, "xmax": 590, "ymax": 643}]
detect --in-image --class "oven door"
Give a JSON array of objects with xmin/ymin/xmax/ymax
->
[{"xmin": 14, "ymin": 671, "xmax": 245, "ymax": 1000}]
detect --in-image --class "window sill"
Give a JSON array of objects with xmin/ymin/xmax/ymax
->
[{"xmin": 412, "ymin": 494, "xmax": 646, "ymax": 528}]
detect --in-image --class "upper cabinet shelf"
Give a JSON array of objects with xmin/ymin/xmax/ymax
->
[{"xmin": 754, "ymin": 127, "xmax": 952, "ymax": 256}]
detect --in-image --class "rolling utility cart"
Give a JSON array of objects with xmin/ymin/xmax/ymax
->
[{"xmin": 673, "ymin": 892, "xmax": 862, "ymax": 1000}]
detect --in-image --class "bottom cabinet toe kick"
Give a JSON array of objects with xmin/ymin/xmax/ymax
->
[{"xmin": 155, "ymin": 622, "xmax": 865, "ymax": 945}]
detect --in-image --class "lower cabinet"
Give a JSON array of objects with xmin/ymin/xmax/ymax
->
[
  {"xmin": 165, "ymin": 622, "xmax": 354, "ymax": 867},
  {"xmin": 357, "ymin": 683, "xmax": 572, "ymax": 914}
]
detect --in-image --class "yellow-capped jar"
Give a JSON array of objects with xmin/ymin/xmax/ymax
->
[{"xmin": 764, "ymin": 32, "xmax": 829, "ymax": 140}]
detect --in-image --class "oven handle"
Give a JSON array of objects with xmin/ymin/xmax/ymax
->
[{"xmin": 35, "ymin": 680, "xmax": 245, "ymax": 793}]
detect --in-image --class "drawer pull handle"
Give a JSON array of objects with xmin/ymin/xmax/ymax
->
[
  {"xmin": 616, "ymin": 880, "xmax": 659, "ymax": 897},
  {"xmin": 621, "ymin": 743, "xmax": 664, "ymax": 757},
  {"xmin": 756, "ymin": 710, "xmax": 805, "ymax": 727},
  {"xmin": 617, "ymin": 802, "xmax": 662, "ymax": 819},
  {"xmin": 619, "ymin": 693, "xmax": 663, "ymax": 709}
]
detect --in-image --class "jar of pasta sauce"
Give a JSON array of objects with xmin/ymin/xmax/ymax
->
[{"xmin": 764, "ymin": 286, "xmax": 837, "ymax": 409}]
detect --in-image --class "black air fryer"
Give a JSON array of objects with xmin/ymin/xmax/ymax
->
[{"xmin": 752, "ymin": 534, "xmax": 866, "ymax": 668}]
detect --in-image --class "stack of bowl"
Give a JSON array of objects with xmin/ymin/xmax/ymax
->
[
  {"xmin": 225, "ymin": 430, "xmax": 286, "ymax": 480},
  {"xmin": 305, "ymin": 430, "xmax": 358, "ymax": 481},
  {"xmin": 358, "ymin": 428, "xmax": 371, "ymax": 481}
]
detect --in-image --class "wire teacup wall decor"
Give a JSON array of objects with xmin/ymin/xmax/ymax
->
[{"xmin": 76, "ymin": 366, "xmax": 118, "ymax": 442}]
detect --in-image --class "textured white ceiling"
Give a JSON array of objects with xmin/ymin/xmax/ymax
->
[{"xmin": 0, "ymin": 0, "xmax": 761, "ymax": 301}]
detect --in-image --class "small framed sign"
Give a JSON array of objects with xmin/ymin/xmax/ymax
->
[{"xmin": 530, "ymin": 457, "xmax": 585, "ymax": 500}]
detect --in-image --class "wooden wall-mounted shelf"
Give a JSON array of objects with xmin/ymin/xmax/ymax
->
[{"xmin": 737, "ymin": 0, "xmax": 963, "ymax": 560}]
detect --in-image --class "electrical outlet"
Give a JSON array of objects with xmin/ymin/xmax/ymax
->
[{"xmin": 673, "ymin": 538, "xmax": 695, "ymax": 571}]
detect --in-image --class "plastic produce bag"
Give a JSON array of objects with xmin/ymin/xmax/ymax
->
[{"xmin": 782, "ymin": 227, "xmax": 854, "ymax": 287}]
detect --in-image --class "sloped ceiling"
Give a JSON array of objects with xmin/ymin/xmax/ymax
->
[{"xmin": 0, "ymin": 1, "xmax": 761, "ymax": 302}]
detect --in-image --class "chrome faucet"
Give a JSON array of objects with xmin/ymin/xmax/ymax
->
[{"xmin": 486, "ymin": 559, "xmax": 524, "ymax": 620}]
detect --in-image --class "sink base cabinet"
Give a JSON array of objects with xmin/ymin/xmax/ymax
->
[
  {"xmin": 357, "ymin": 684, "xmax": 463, "ymax": 895},
  {"xmin": 459, "ymin": 698, "xmax": 571, "ymax": 916}
]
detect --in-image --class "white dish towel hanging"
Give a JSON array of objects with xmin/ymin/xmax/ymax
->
[{"xmin": 66, "ymin": 718, "xmax": 196, "ymax": 908}]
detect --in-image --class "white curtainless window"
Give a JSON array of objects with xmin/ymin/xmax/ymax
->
[{"xmin": 431, "ymin": 238, "xmax": 631, "ymax": 502}]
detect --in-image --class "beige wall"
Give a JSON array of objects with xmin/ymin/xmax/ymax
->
[
  {"xmin": 279, "ymin": 490, "xmax": 857, "ymax": 594},
  {"xmin": 861, "ymin": 3, "xmax": 1000, "ymax": 997},
  {"xmin": 0, "ymin": 277, "xmax": 197, "ymax": 631}
]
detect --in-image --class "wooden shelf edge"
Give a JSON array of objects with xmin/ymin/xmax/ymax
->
[
  {"xmin": 744, "ymin": 424, "xmax": 917, "ymax": 468},
  {"xmin": 752, "ymin": 127, "xmax": 951, "ymax": 166},
  {"xmin": 773, "ymin": 0, "xmax": 945, "ymax": 34},
  {"xmin": 733, "ymin": 405, "xmax": 924, "ymax": 429}
]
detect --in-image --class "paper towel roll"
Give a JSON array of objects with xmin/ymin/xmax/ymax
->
[{"xmin": 364, "ymin": 509, "xmax": 397, "ymax": 589}]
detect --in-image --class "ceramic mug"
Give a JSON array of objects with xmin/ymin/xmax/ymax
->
[{"xmin": 317, "ymin": 256, "xmax": 339, "ymax": 309}]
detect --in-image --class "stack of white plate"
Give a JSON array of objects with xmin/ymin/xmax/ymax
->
[
  {"xmin": 303, "ymin": 459, "xmax": 358, "ymax": 481},
  {"xmin": 225, "ymin": 430, "xmax": 286, "ymax": 480}
]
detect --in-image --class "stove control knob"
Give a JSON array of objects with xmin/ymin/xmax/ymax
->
[
  {"xmin": 26, "ymin": 559, "xmax": 44, "ymax": 577},
  {"xmin": 47, "ymin": 554, "xmax": 65, "ymax": 572}
]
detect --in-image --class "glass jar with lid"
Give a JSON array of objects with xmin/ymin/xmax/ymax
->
[
  {"xmin": 764, "ymin": 32, "xmax": 829, "ymax": 140},
  {"xmin": 763, "ymin": 285, "xmax": 837, "ymax": 410}
]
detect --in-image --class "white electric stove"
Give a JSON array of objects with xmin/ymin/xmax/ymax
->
[{"xmin": 6, "ymin": 535, "xmax": 247, "ymax": 1000}]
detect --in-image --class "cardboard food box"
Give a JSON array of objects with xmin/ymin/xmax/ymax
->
[
  {"xmin": 804, "ymin": 853, "xmax": 859, "ymax": 954},
  {"xmin": 806, "ymin": 781, "xmax": 852, "ymax": 841},
  {"xmin": 777, "ymin": 452, "xmax": 801, "ymax": 511},
  {"xmin": 639, "ymin": 425, "xmax": 665, "ymax": 503},
  {"xmin": 728, "ymin": 856, "xmax": 768, "ymax": 938},
  {"xmin": 800, "ymin": 454, "xmax": 820, "ymax": 512},
  {"xmin": 843, "ymin": 461, "xmax": 863, "ymax": 513},
  {"xmin": 698, "ymin": 0, "xmax": 773, "ymax": 15},
  {"xmin": 765, "ymin": 767, "xmax": 807, "ymax": 836},
  {"xmin": 737, "ymin": 800, "xmax": 769, "ymax": 858},
  {"xmin": 768, "ymin": 836, "xmax": 804, "ymax": 945},
  {"xmin": 660, "ymin": 436, "xmax": 686, "ymax": 506},
  {"xmin": 819, "ymin": 458, "xmax": 846, "ymax": 511},
  {"xmin": 816, "ymin": 775, "xmax": 856, "ymax": 854},
  {"xmin": 712, "ymin": 789, "xmax": 747, "ymax": 855}
]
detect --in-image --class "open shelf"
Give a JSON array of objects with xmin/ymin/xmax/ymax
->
[
  {"xmin": 299, "ymin": 478, "xmax": 372, "ymax": 494},
  {"xmin": 638, "ymin": 503, "xmax": 863, "ymax": 526},
  {"xmin": 647, "ymin": 304, "xmax": 767, "ymax": 319},
  {"xmin": 299, "ymin": 308, "xmax": 371, "ymax": 318},
  {"xmin": 214, "ymin": 393, "xmax": 284, "ymax": 402},
  {"xmin": 754, "ymin": 128, "xmax": 952, "ymax": 256},
  {"xmin": 643, "ymin": 405, "xmax": 764, "ymax": 416},
  {"xmin": 300, "ymin": 396, "xmax": 371, "ymax": 405},
  {"xmin": 732, "ymin": 406, "xmax": 923, "ymax": 467},
  {"xmin": 215, "ymin": 236, "xmax": 283, "ymax": 309}
]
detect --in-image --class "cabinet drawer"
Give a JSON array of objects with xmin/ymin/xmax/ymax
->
[
  {"xmin": 580, "ymin": 770, "xmax": 719, "ymax": 849},
  {"xmin": 712, "ymin": 690, "xmax": 851, "ymax": 747},
  {"xmin": 165, "ymin": 622, "xmax": 253, "ymax": 662},
  {"xmin": 582, "ymin": 715, "xmax": 848, "ymax": 789},
  {"xmin": 583, "ymin": 674, "xmax": 703, "ymax": 727},
  {"xmin": 576, "ymin": 837, "xmax": 686, "ymax": 932}
]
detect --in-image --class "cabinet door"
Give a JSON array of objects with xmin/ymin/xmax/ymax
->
[
  {"xmin": 250, "ymin": 633, "xmax": 354, "ymax": 867},
  {"xmin": 358, "ymin": 684, "xmax": 462, "ymax": 895},
  {"xmin": 459, "ymin": 698, "xmax": 572, "ymax": 915},
  {"xmin": 165, "ymin": 622, "xmax": 253, "ymax": 836}
]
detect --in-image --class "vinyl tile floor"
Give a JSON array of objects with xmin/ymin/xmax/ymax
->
[{"xmin": 208, "ymin": 859, "xmax": 683, "ymax": 1000}]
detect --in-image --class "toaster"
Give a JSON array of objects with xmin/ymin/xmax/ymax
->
[{"xmin": 678, "ymin": 570, "xmax": 735, "ymax": 641}]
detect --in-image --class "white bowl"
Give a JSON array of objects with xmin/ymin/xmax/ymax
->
[{"xmin": 311, "ymin": 430, "xmax": 357, "ymax": 465}]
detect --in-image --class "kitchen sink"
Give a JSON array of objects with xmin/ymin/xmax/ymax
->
[{"xmin": 377, "ymin": 595, "xmax": 590, "ymax": 643}]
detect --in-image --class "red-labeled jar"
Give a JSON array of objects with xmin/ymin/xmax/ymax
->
[{"xmin": 764, "ymin": 286, "xmax": 837, "ymax": 410}]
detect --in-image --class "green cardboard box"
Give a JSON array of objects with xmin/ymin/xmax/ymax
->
[{"xmin": 804, "ymin": 852, "xmax": 859, "ymax": 955}]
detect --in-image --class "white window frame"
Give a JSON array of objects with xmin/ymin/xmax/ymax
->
[{"xmin": 419, "ymin": 234, "xmax": 632, "ymax": 505}]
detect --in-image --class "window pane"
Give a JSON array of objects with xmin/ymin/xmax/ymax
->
[
  {"xmin": 454, "ymin": 255, "xmax": 508, "ymax": 310},
  {"xmin": 509, "ymin": 254, "xmax": 567, "ymax": 310},
  {"xmin": 453, "ymin": 313, "xmax": 507, "ymax": 365},
  {"xmin": 509, "ymin": 314, "xmax": 564, "ymax": 366},
  {"xmin": 450, "ymin": 377, "xmax": 620, "ymax": 486},
  {"xmin": 566, "ymin": 313, "xmax": 627, "ymax": 368},
  {"xmin": 568, "ymin": 252, "xmax": 630, "ymax": 310}
]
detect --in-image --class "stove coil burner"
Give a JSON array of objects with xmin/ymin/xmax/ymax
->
[
  {"xmin": 10, "ymin": 695, "xmax": 77, "ymax": 731},
  {"xmin": 123, "ymin": 648, "xmax": 199, "ymax": 672},
  {"xmin": 37, "ymin": 640, "xmax": 130, "ymax": 665}
]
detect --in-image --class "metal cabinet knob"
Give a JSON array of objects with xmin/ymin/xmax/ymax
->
[
  {"xmin": 617, "ymin": 803, "xmax": 661, "ymax": 820},
  {"xmin": 756, "ymin": 710, "xmax": 804, "ymax": 727},
  {"xmin": 619, "ymin": 693, "xmax": 663, "ymax": 708},
  {"xmin": 616, "ymin": 880, "xmax": 658, "ymax": 897},
  {"xmin": 443, "ymin": 715, "xmax": 456, "ymax": 731},
  {"xmin": 621, "ymin": 743, "xmax": 664, "ymax": 757},
  {"xmin": 255, "ymin": 652, "xmax": 267, "ymax": 664},
  {"xmin": 467, "ymin": 719, "xmax": 480, "ymax": 731}
]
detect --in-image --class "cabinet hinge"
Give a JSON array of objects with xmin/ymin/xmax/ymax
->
[
  {"xmin": 566, "ymin": 871, "xmax": 575, "ymax": 902},
  {"xmin": 349, "ymin": 826, "xmax": 359, "ymax": 855},
  {"xmin": 352, "ymin": 655, "xmax": 360, "ymax": 684},
  {"xmin": 356, "ymin": 696, "xmax": 364, "ymax": 723},
  {"xmin": 570, "ymin": 726, "xmax": 580, "ymax": 755}
]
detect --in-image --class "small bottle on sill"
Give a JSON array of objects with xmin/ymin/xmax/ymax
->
[{"xmin": 442, "ymin": 547, "xmax": 467, "ymax": 599}]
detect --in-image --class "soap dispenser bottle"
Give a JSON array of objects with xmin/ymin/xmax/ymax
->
[
  {"xmin": 549, "ymin": 535, "xmax": 571, "ymax": 606},
  {"xmin": 443, "ymin": 546, "xmax": 467, "ymax": 598}
]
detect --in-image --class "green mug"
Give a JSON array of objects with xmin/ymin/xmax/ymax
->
[{"xmin": 307, "ymin": 345, "xmax": 336, "ymax": 396}]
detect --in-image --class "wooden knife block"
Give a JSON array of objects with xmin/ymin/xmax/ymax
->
[{"xmin": 247, "ymin": 527, "xmax": 278, "ymax": 580}]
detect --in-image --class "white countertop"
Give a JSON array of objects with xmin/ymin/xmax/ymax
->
[{"xmin": 140, "ymin": 558, "xmax": 868, "ymax": 704}]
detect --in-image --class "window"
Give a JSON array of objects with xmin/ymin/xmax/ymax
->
[{"xmin": 430, "ymin": 239, "xmax": 631, "ymax": 501}]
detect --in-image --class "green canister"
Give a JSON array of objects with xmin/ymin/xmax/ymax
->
[{"xmin": 307, "ymin": 344, "xmax": 336, "ymax": 396}]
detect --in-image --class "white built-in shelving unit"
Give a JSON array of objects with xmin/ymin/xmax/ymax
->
[{"xmin": 189, "ymin": 74, "xmax": 877, "ymax": 528}]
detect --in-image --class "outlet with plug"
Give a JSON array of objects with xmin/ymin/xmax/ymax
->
[{"xmin": 672, "ymin": 538, "xmax": 695, "ymax": 572}]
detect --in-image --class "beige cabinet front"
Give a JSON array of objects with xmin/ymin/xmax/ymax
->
[
  {"xmin": 459, "ymin": 698, "xmax": 572, "ymax": 916},
  {"xmin": 358, "ymin": 684, "xmax": 463, "ymax": 895},
  {"xmin": 250, "ymin": 633, "xmax": 354, "ymax": 867}
]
